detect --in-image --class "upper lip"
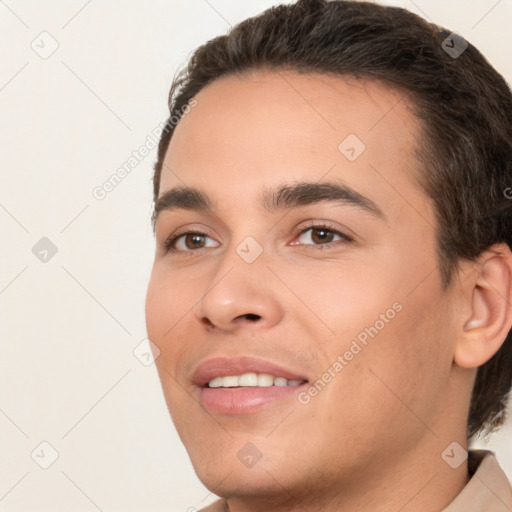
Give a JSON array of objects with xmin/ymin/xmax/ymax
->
[{"xmin": 191, "ymin": 356, "xmax": 310, "ymax": 387}]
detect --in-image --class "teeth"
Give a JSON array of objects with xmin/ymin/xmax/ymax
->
[
  {"xmin": 207, "ymin": 372, "xmax": 306, "ymax": 388},
  {"xmin": 238, "ymin": 373, "xmax": 258, "ymax": 386},
  {"xmin": 208, "ymin": 377, "xmax": 224, "ymax": 388},
  {"xmin": 257, "ymin": 373, "xmax": 274, "ymax": 387},
  {"xmin": 222, "ymin": 375, "xmax": 239, "ymax": 387}
]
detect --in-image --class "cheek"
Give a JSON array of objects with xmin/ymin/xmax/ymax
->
[
  {"xmin": 145, "ymin": 278, "xmax": 170, "ymax": 342},
  {"xmin": 287, "ymin": 256, "xmax": 402, "ymax": 345},
  {"xmin": 145, "ymin": 267, "xmax": 191, "ymax": 393},
  {"xmin": 277, "ymin": 252, "xmax": 393, "ymax": 326},
  {"xmin": 349, "ymin": 285, "xmax": 451, "ymax": 431},
  {"xmin": 145, "ymin": 270, "xmax": 195, "ymax": 433},
  {"xmin": 145, "ymin": 264, "xmax": 198, "ymax": 341},
  {"xmin": 309, "ymin": 263, "xmax": 452, "ymax": 447}
]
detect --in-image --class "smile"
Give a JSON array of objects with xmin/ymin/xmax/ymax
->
[{"xmin": 207, "ymin": 373, "xmax": 307, "ymax": 388}]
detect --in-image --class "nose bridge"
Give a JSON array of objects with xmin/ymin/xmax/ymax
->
[
  {"xmin": 213, "ymin": 215, "xmax": 271, "ymax": 282},
  {"xmin": 193, "ymin": 231, "xmax": 283, "ymax": 331}
]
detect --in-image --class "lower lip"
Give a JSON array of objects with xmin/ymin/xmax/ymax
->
[{"xmin": 199, "ymin": 385, "xmax": 307, "ymax": 415}]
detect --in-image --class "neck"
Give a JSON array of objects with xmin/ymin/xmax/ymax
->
[{"xmin": 222, "ymin": 433, "xmax": 470, "ymax": 512}]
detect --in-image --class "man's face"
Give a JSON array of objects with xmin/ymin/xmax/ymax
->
[{"xmin": 145, "ymin": 71, "xmax": 460, "ymax": 498}]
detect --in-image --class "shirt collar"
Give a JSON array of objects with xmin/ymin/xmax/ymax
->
[{"xmin": 441, "ymin": 449, "xmax": 512, "ymax": 512}]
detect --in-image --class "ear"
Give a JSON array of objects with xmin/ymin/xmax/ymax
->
[{"xmin": 454, "ymin": 243, "xmax": 512, "ymax": 369}]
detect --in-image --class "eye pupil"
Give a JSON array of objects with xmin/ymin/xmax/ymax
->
[
  {"xmin": 187, "ymin": 234, "xmax": 205, "ymax": 249},
  {"xmin": 312, "ymin": 228, "xmax": 334, "ymax": 244}
]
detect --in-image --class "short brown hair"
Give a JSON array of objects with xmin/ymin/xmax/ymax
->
[{"xmin": 152, "ymin": 0, "xmax": 512, "ymax": 441}]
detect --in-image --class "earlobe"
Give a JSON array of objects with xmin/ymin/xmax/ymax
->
[{"xmin": 454, "ymin": 244, "xmax": 512, "ymax": 369}]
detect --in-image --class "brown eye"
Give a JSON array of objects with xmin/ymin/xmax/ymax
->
[
  {"xmin": 295, "ymin": 225, "xmax": 352, "ymax": 248},
  {"xmin": 183, "ymin": 233, "xmax": 206, "ymax": 249},
  {"xmin": 310, "ymin": 228, "xmax": 336, "ymax": 244},
  {"xmin": 164, "ymin": 232, "xmax": 218, "ymax": 253}
]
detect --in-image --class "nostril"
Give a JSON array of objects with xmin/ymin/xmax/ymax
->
[
  {"xmin": 243, "ymin": 313, "xmax": 260, "ymax": 322},
  {"xmin": 201, "ymin": 317, "xmax": 215, "ymax": 329}
]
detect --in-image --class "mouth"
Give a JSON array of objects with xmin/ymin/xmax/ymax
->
[
  {"xmin": 205, "ymin": 372, "xmax": 308, "ymax": 389},
  {"xmin": 192, "ymin": 356, "xmax": 310, "ymax": 415}
]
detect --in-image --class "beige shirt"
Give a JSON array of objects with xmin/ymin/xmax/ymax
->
[{"xmin": 199, "ymin": 450, "xmax": 512, "ymax": 512}]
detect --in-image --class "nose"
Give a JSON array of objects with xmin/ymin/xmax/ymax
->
[{"xmin": 193, "ymin": 253, "xmax": 285, "ymax": 334}]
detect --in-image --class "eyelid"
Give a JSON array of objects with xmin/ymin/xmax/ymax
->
[
  {"xmin": 163, "ymin": 226, "xmax": 218, "ymax": 252},
  {"xmin": 161, "ymin": 220, "xmax": 354, "ymax": 255},
  {"xmin": 292, "ymin": 220, "xmax": 354, "ymax": 243}
]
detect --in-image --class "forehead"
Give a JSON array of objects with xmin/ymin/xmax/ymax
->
[{"xmin": 159, "ymin": 70, "xmax": 428, "ymax": 222}]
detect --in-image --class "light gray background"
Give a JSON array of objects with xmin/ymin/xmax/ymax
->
[{"xmin": 1, "ymin": 1, "xmax": 511, "ymax": 511}]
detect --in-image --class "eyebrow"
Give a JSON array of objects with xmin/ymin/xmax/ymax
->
[{"xmin": 152, "ymin": 181, "xmax": 385, "ymax": 225}]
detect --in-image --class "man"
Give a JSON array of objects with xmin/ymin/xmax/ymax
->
[{"xmin": 145, "ymin": 0, "xmax": 512, "ymax": 510}]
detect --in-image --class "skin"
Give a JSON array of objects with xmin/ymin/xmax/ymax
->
[{"xmin": 145, "ymin": 70, "xmax": 512, "ymax": 512}]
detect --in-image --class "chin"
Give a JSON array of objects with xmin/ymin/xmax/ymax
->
[{"xmin": 193, "ymin": 465, "xmax": 291, "ymax": 499}]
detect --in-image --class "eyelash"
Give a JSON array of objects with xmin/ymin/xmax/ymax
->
[{"xmin": 162, "ymin": 223, "xmax": 354, "ymax": 255}]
